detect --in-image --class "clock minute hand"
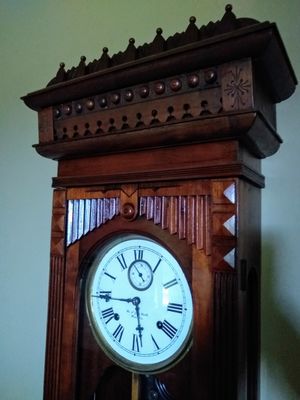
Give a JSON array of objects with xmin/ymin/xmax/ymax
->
[{"xmin": 93, "ymin": 294, "xmax": 134, "ymax": 303}]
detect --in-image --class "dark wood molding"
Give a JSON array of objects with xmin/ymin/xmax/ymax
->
[
  {"xmin": 22, "ymin": 13, "xmax": 296, "ymax": 110},
  {"xmin": 34, "ymin": 111, "xmax": 281, "ymax": 161},
  {"xmin": 52, "ymin": 162, "xmax": 264, "ymax": 189}
]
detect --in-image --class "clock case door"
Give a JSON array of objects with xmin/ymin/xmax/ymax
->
[
  {"xmin": 46, "ymin": 177, "xmax": 259, "ymax": 400},
  {"xmin": 76, "ymin": 214, "xmax": 194, "ymax": 399}
]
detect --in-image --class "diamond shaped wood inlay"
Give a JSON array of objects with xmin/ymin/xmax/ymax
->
[
  {"xmin": 224, "ymin": 248, "xmax": 236, "ymax": 268},
  {"xmin": 223, "ymin": 183, "xmax": 236, "ymax": 204},
  {"xmin": 223, "ymin": 215, "xmax": 236, "ymax": 236}
]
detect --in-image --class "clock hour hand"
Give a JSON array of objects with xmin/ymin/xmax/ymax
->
[{"xmin": 134, "ymin": 265, "xmax": 145, "ymax": 282}]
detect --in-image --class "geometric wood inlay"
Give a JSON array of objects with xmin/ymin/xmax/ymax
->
[
  {"xmin": 51, "ymin": 236, "xmax": 65, "ymax": 257},
  {"xmin": 223, "ymin": 215, "xmax": 236, "ymax": 236},
  {"xmin": 223, "ymin": 183, "xmax": 236, "ymax": 204},
  {"xmin": 212, "ymin": 213, "xmax": 236, "ymax": 237},
  {"xmin": 212, "ymin": 245, "xmax": 236, "ymax": 270},
  {"xmin": 211, "ymin": 180, "xmax": 237, "ymax": 271},
  {"xmin": 224, "ymin": 248, "xmax": 236, "ymax": 268},
  {"xmin": 51, "ymin": 189, "xmax": 66, "ymax": 257},
  {"xmin": 212, "ymin": 180, "xmax": 236, "ymax": 204}
]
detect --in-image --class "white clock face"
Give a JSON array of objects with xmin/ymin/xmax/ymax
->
[{"xmin": 86, "ymin": 235, "xmax": 193, "ymax": 373}]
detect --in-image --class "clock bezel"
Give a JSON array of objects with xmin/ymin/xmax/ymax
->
[{"xmin": 85, "ymin": 232, "xmax": 194, "ymax": 374}]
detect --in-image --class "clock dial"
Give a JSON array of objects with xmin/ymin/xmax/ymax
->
[
  {"xmin": 86, "ymin": 235, "xmax": 193, "ymax": 373},
  {"xmin": 128, "ymin": 256, "xmax": 153, "ymax": 291}
]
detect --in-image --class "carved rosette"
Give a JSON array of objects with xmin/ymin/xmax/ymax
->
[{"xmin": 221, "ymin": 59, "xmax": 253, "ymax": 111}]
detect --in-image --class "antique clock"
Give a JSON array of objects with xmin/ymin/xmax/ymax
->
[
  {"xmin": 22, "ymin": 5, "xmax": 296, "ymax": 400},
  {"xmin": 85, "ymin": 234, "xmax": 193, "ymax": 374}
]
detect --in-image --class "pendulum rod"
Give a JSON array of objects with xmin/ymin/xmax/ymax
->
[{"xmin": 131, "ymin": 372, "xmax": 140, "ymax": 400}]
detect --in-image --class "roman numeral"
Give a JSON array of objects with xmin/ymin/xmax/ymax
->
[
  {"xmin": 104, "ymin": 272, "xmax": 116, "ymax": 281},
  {"xmin": 99, "ymin": 290, "xmax": 112, "ymax": 296},
  {"xmin": 152, "ymin": 258, "xmax": 162, "ymax": 274},
  {"xmin": 167, "ymin": 302, "xmax": 183, "ymax": 314},
  {"xmin": 134, "ymin": 249, "xmax": 144, "ymax": 260},
  {"xmin": 112, "ymin": 324, "xmax": 124, "ymax": 342},
  {"xmin": 117, "ymin": 253, "xmax": 128, "ymax": 270},
  {"xmin": 163, "ymin": 278, "xmax": 178, "ymax": 289},
  {"xmin": 151, "ymin": 334, "xmax": 160, "ymax": 350},
  {"xmin": 132, "ymin": 334, "xmax": 141, "ymax": 352},
  {"xmin": 101, "ymin": 307, "xmax": 115, "ymax": 324},
  {"xmin": 160, "ymin": 320, "xmax": 177, "ymax": 339}
]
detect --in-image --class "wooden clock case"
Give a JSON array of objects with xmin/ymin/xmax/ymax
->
[{"xmin": 23, "ymin": 6, "xmax": 296, "ymax": 400}]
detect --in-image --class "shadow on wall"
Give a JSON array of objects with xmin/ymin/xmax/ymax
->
[{"xmin": 261, "ymin": 242, "xmax": 300, "ymax": 398}]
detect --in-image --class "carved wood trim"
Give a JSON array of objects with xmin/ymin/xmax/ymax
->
[
  {"xmin": 22, "ymin": 6, "xmax": 296, "ymax": 112},
  {"xmin": 213, "ymin": 270, "xmax": 238, "ymax": 399},
  {"xmin": 50, "ymin": 189, "xmax": 66, "ymax": 256},
  {"xmin": 67, "ymin": 197, "xmax": 120, "ymax": 245},
  {"xmin": 120, "ymin": 184, "xmax": 138, "ymax": 221},
  {"xmin": 44, "ymin": 255, "xmax": 65, "ymax": 400},
  {"xmin": 44, "ymin": 6, "xmax": 258, "ymax": 88},
  {"xmin": 139, "ymin": 195, "xmax": 211, "ymax": 254},
  {"xmin": 54, "ymin": 162, "xmax": 265, "ymax": 189},
  {"xmin": 44, "ymin": 190, "xmax": 67, "ymax": 399},
  {"xmin": 38, "ymin": 107, "xmax": 54, "ymax": 143},
  {"xmin": 51, "ymin": 86, "xmax": 222, "ymax": 143},
  {"xmin": 221, "ymin": 59, "xmax": 253, "ymax": 111},
  {"xmin": 35, "ymin": 111, "xmax": 281, "ymax": 161},
  {"xmin": 65, "ymin": 183, "xmax": 213, "ymax": 253},
  {"xmin": 211, "ymin": 180, "xmax": 237, "ymax": 271}
]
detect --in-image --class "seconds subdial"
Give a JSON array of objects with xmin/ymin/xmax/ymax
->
[{"xmin": 128, "ymin": 259, "xmax": 153, "ymax": 291}]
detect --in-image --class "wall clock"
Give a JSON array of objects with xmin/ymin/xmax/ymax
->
[
  {"xmin": 85, "ymin": 235, "xmax": 193, "ymax": 374},
  {"xmin": 22, "ymin": 5, "xmax": 296, "ymax": 400}
]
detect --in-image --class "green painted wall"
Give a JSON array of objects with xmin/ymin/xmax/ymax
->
[{"xmin": 0, "ymin": 1, "xmax": 299, "ymax": 399}]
